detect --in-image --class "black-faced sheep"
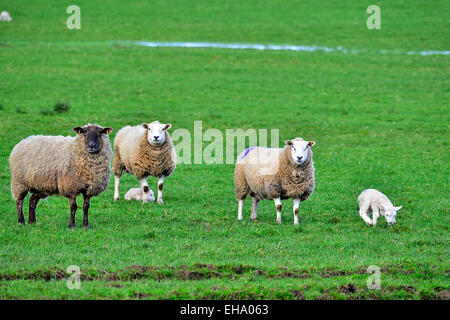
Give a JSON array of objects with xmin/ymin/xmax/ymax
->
[
  {"xmin": 9, "ymin": 124, "xmax": 113, "ymax": 228},
  {"xmin": 234, "ymin": 137, "xmax": 316, "ymax": 225}
]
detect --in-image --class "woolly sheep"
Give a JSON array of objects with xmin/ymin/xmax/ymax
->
[
  {"xmin": 112, "ymin": 121, "xmax": 176, "ymax": 204},
  {"xmin": 234, "ymin": 137, "xmax": 316, "ymax": 225},
  {"xmin": 9, "ymin": 124, "xmax": 113, "ymax": 228},
  {"xmin": 358, "ymin": 189, "xmax": 402, "ymax": 226},
  {"xmin": 124, "ymin": 187, "xmax": 155, "ymax": 202}
]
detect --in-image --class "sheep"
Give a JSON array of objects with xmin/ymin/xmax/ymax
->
[
  {"xmin": 358, "ymin": 189, "xmax": 402, "ymax": 226},
  {"xmin": 112, "ymin": 121, "xmax": 176, "ymax": 204},
  {"xmin": 124, "ymin": 187, "xmax": 155, "ymax": 202},
  {"xmin": 0, "ymin": 11, "xmax": 12, "ymax": 22},
  {"xmin": 234, "ymin": 137, "xmax": 316, "ymax": 225},
  {"xmin": 9, "ymin": 124, "xmax": 113, "ymax": 228}
]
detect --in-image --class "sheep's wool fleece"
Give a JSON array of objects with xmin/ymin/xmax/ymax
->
[
  {"xmin": 235, "ymin": 146, "xmax": 315, "ymax": 200},
  {"xmin": 113, "ymin": 126, "xmax": 176, "ymax": 179},
  {"xmin": 9, "ymin": 134, "xmax": 113, "ymax": 198}
]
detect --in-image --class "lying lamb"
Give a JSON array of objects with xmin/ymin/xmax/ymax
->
[
  {"xmin": 358, "ymin": 189, "xmax": 402, "ymax": 226},
  {"xmin": 9, "ymin": 124, "xmax": 113, "ymax": 228},
  {"xmin": 113, "ymin": 121, "xmax": 176, "ymax": 204},
  {"xmin": 124, "ymin": 188, "xmax": 155, "ymax": 202},
  {"xmin": 234, "ymin": 137, "xmax": 316, "ymax": 225},
  {"xmin": 0, "ymin": 11, "xmax": 12, "ymax": 22}
]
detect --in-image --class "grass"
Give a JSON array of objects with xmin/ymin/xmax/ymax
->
[{"xmin": 0, "ymin": 0, "xmax": 448, "ymax": 299}]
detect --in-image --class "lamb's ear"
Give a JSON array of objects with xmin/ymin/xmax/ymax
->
[
  {"xmin": 394, "ymin": 206, "xmax": 402, "ymax": 211},
  {"xmin": 285, "ymin": 140, "xmax": 293, "ymax": 146},
  {"xmin": 101, "ymin": 127, "xmax": 113, "ymax": 135},
  {"xmin": 73, "ymin": 127, "xmax": 85, "ymax": 135},
  {"xmin": 308, "ymin": 141, "xmax": 316, "ymax": 147},
  {"xmin": 164, "ymin": 124, "xmax": 172, "ymax": 130},
  {"xmin": 141, "ymin": 123, "xmax": 149, "ymax": 130}
]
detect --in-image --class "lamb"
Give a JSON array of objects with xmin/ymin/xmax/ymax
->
[
  {"xmin": 0, "ymin": 11, "xmax": 12, "ymax": 22},
  {"xmin": 9, "ymin": 124, "xmax": 113, "ymax": 228},
  {"xmin": 234, "ymin": 137, "xmax": 316, "ymax": 225},
  {"xmin": 124, "ymin": 188, "xmax": 155, "ymax": 202},
  {"xmin": 112, "ymin": 121, "xmax": 176, "ymax": 204},
  {"xmin": 358, "ymin": 189, "xmax": 402, "ymax": 226}
]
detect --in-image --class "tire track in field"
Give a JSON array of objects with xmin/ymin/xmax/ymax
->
[{"xmin": 0, "ymin": 263, "xmax": 440, "ymax": 282}]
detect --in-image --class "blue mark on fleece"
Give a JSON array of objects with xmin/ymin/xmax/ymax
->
[{"xmin": 240, "ymin": 147, "xmax": 255, "ymax": 160}]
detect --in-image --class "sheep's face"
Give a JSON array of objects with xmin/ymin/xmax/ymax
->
[
  {"xmin": 142, "ymin": 121, "xmax": 172, "ymax": 146},
  {"xmin": 286, "ymin": 138, "xmax": 315, "ymax": 165},
  {"xmin": 73, "ymin": 125, "xmax": 113, "ymax": 154},
  {"xmin": 384, "ymin": 206, "xmax": 402, "ymax": 225}
]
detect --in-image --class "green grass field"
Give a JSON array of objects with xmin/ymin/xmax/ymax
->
[{"xmin": 0, "ymin": 0, "xmax": 448, "ymax": 299}]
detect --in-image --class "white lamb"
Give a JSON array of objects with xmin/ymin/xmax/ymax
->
[
  {"xmin": 124, "ymin": 188, "xmax": 155, "ymax": 202},
  {"xmin": 0, "ymin": 11, "xmax": 12, "ymax": 22},
  {"xmin": 358, "ymin": 189, "xmax": 402, "ymax": 226}
]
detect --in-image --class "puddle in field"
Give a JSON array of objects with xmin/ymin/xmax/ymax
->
[{"xmin": 135, "ymin": 41, "xmax": 450, "ymax": 56}]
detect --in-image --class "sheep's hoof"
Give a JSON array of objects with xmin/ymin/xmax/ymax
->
[
  {"xmin": 114, "ymin": 197, "xmax": 119, "ymax": 201},
  {"xmin": 276, "ymin": 218, "xmax": 282, "ymax": 224},
  {"xmin": 83, "ymin": 224, "xmax": 90, "ymax": 229},
  {"xmin": 157, "ymin": 198, "xmax": 164, "ymax": 205},
  {"xmin": 250, "ymin": 215, "xmax": 257, "ymax": 221},
  {"xmin": 294, "ymin": 222, "xmax": 299, "ymax": 226}
]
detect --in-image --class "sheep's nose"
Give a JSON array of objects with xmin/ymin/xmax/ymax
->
[
  {"xmin": 153, "ymin": 136, "xmax": 159, "ymax": 140},
  {"xmin": 297, "ymin": 156, "xmax": 303, "ymax": 161}
]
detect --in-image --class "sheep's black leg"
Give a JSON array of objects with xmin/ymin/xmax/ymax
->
[
  {"xmin": 83, "ymin": 195, "xmax": 90, "ymax": 228},
  {"xmin": 68, "ymin": 197, "xmax": 77, "ymax": 228},
  {"xmin": 16, "ymin": 192, "xmax": 27, "ymax": 225},
  {"xmin": 28, "ymin": 193, "xmax": 42, "ymax": 224}
]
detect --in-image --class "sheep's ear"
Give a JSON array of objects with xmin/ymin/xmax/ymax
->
[
  {"xmin": 285, "ymin": 140, "xmax": 293, "ymax": 146},
  {"xmin": 101, "ymin": 127, "xmax": 113, "ymax": 135},
  {"xmin": 164, "ymin": 124, "xmax": 172, "ymax": 130},
  {"xmin": 141, "ymin": 123, "xmax": 149, "ymax": 130},
  {"xmin": 394, "ymin": 206, "xmax": 402, "ymax": 211},
  {"xmin": 308, "ymin": 141, "xmax": 316, "ymax": 147},
  {"xmin": 73, "ymin": 127, "xmax": 85, "ymax": 135}
]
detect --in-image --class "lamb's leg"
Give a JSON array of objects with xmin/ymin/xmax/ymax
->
[
  {"xmin": 293, "ymin": 199, "xmax": 300, "ymax": 225},
  {"xmin": 250, "ymin": 197, "xmax": 259, "ymax": 221},
  {"xmin": 274, "ymin": 197, "xmax": 282, "ymax": 224},
  {"xmin": 83, "ymin": 195, "xmax": 90, "ymax": 228},
  {"xmin": 68, "ymin": 197, "xmax": 77, "ymax": 228},
  {"xmin": 16, "ymin": 192, "xmax": 27, "ymax": 225},
  {"xmin": 372, "ymin": 207, "xmax": 380, "ymax": 226},
  {"xmin": 139, "ymin": 177, "xmax": 150, "ymax": 203},
  {"xmin": 237, "ymin": 197, "xmax": 246, "ymax": 220},
  {"xmin": 359, "ymin": 203, "xmax": 372, "ymax": 226},
  {"xmin": 28, "ymin": 193, "xmax": 42, "ymax": 224},
  {"xmin": 114, "ymin": 174, "xmax": 121, "ymax": 201},
  {"xmin": 157, "ymin": 176, "xmax": 166, "ymax": 205}
]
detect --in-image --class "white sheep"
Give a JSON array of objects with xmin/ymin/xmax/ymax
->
[
  {"xmin": 124, "ymin": 188, "xmax": 155, "ymax": 202},
  {"xmin": 112, "ymin": 121, "xmax": 176, "ymax": 204},
  {"xmin": 358, "ymin": 189, "xmax": 402, "ymax": 226},
  {"xmin": 0, "ymin": 11, "xmax": 12, "ymax": 22},
  {"xmin": 9, "ymin": 124, "xmax": 113, "ymax": 228},
  {"xmin": 234, "ymin": 137, "xmax": 316, "ymax": 225}
]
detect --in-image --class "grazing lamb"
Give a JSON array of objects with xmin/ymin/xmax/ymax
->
[
  {"xmin": 9, "ymin": 124, "xmax": 113, "ymax": 228},
  {"xmin": 358, "ymin": 189, "xmax": 402, "ymax": 226},
  {"xmin": 124, "ymin": 187, "xmax": 155, "ymax": 202},
  {"xmin": 234, "ymin": 137, "xmax": 316, "ymax": 225},
  {"xmin": 113, "ymin": 121, "xmax": 176, "ymax": 204}
]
